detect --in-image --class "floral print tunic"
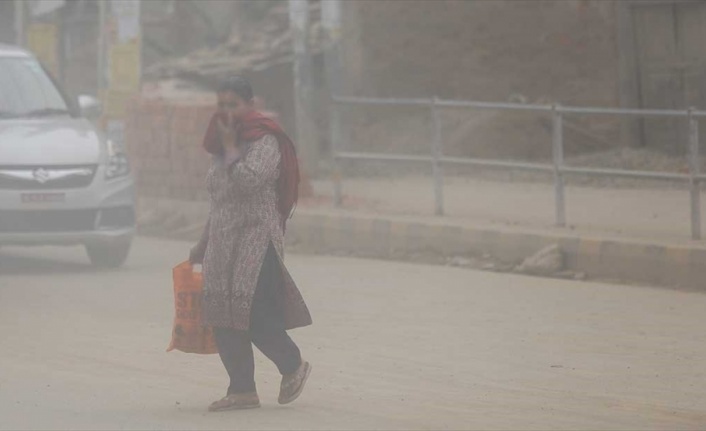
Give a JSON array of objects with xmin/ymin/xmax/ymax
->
[{"xmin": 201, "ymin": 134, "xmax": 312, "ymax": 330}]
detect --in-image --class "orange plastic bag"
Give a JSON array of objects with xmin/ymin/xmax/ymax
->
[{"xmin": 167, "ymin": 261, "xmax": 218, "ymax": 354}]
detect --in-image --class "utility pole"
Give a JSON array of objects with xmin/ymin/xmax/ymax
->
[
  {"xmin": 322, "ymin": 0, "xmax": 342, "ymax": 90},
  {"xmin": 322, "ymin": 0, "xmax": 343, "ymax": 205},
  {"xmin": 288, "ymin": 0, "xmax": 318, "ymax": 179},
  {"xmin": 14, "ymin": 0, "xmax": 25, "ymax": 46},
  {"xmin": 97, "ymin": 0, "xmax": 106, "ymax": 97},
  {"xmin": 615, "ymin": 1, "xmax": 640, "ymax": 148}
]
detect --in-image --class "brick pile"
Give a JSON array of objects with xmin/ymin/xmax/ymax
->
[{"xmin": 125, "ymin": 97, "xmax": 214, "ymax": 202}]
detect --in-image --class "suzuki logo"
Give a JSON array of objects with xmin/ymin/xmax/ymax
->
[{"xmin": 33, "ymin": 168, "xmax": 50, "ymax": 184}]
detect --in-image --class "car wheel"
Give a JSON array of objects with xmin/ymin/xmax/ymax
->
[{"xmin": 85, "ymin": 239, "xmax": 132, "ymax": 268}]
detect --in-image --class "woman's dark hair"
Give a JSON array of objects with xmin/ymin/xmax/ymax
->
[{"xmin": 218, "ymin": 75, "xmax": 254, "ymax": 101}]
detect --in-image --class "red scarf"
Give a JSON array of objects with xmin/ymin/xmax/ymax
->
[{"xmin": 203, "ymin": 110, "xmax": 300, "ymax": 230}]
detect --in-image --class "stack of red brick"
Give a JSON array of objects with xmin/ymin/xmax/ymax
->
[{"xmin": 125, "ymin": 98, "xmax": 214, "ymax": 201}]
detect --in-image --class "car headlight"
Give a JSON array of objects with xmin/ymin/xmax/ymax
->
[{"xmin": 105, "ymin": 139, "xmax": 131, "ymax": 179}]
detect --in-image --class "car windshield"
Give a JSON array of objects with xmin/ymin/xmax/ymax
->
[{"xmin": 0, "ymin": 57, "xmax": 70, "ymax": 119}]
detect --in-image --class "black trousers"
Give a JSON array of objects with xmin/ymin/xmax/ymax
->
[{"xmin": 214, "ymin": 244, "xmax": 302, "ymax": 395}]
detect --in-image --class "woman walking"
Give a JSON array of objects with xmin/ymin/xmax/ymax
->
[{"xmin": 189, "ymin": 76, "xmax": 312, "ymax": 412}]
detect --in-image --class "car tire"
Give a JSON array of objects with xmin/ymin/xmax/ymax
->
[{"xmin": 85, "ymin": 239, "xmax": 132, "ymax": 268}]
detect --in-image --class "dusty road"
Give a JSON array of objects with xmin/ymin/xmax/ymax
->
[{"xmin": 1, "ymin": 237, "xmax": 705, "ymax": 430}]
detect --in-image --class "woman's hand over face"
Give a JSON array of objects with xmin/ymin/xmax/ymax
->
[{"xmin": 216, "ymin": 113, "xmax": 238, "ymax": 150}]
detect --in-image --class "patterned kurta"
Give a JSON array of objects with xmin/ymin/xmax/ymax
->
[{"xmin": 201, "ymin": 134, "xmax": 312, "ymax": 330}]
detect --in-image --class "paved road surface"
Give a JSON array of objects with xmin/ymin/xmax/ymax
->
[{"xmin": 1, "ymin": 237, "xmax": 705, "ymax": 430}]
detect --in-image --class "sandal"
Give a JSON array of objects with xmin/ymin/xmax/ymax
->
[
  {"xmin": 278, "ymin": 361, "xmax": 312, "ymax": 405},
  {"xmin": 208, "ymin": 392, "xmax": 261, "ymax": 412}
]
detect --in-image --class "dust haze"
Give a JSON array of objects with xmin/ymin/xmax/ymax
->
[{"xmin": 1, "ymin": 1, "xmax": 706, "ymax": 430}]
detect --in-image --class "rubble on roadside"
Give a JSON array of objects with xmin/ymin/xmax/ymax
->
[{"xmin": 514, "ymin": 244, "xmax": 563, "ymax": 276}]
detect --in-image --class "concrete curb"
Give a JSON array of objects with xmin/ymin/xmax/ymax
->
[
  {"xmin": 288, "ymin": 210, "xmax": 706, "ymax": 290},
  {"xmin": 136, "ymin": 198, "xmax": 706, "ymax": 290}
]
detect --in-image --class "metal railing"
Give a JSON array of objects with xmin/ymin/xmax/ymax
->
[{"xmin": 329, "ymin": 95, "xmax": 706, "ymax": 240}]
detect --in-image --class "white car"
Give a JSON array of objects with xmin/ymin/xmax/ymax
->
[{"xmin": 0, "ymin": 44, "xmax": 135, "ymax": 268}]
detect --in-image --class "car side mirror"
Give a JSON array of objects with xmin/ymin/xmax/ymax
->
[{"xmin": 77, "ymin": 95, "xmax": 102, "ymax": 120}]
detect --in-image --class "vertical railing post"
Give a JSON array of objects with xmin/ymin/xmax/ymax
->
[
  {"xmin": 552, "ymin": 104, "xmax": 566, "ymax": 227},
  {"xmin": 688, "ymin": 108, "xmax": 701, "ymax": 240},
  {"xmin": 431, "ymin": 97, "xmax": 444, "ymax": 216},
  {"xmin": 331, "ymin": 99, "xmax": 343, "ymax": 207}
]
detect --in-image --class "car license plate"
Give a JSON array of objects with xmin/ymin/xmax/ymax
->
[{"xmin": 21, "ymin": 193, "xmax": 66, "ymax": 203}]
